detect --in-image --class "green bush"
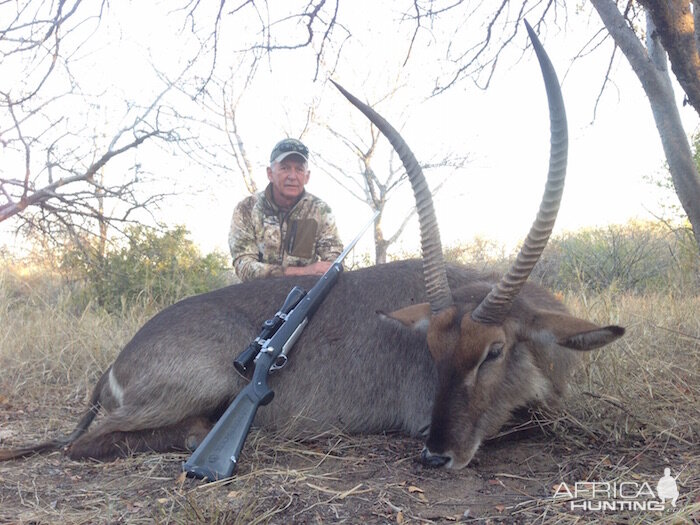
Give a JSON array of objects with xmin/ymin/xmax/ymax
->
[
  {"xmin": 444, "ymin": 235, "xmax": 510, "ymax": 274},
  {"xmin": 62, "ymin": 225, "xmax": 229, "ymax": 313},
  {"xmin": 444, "ymin": 220, "xmax": 699, "ymax": 295},
  {"xmin": 535, "ymin": 221, "xmax": 699, "ymax": 294}
]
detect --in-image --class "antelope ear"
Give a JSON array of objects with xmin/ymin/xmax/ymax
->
[
  {"xmin": 377, "ymin": 303, "xmax": 431, "ymax": 332},
  {"xmin": 532, "ymin": 312, "xmax": 625, "ymax": 351},
  {"xmin": 558, "ymin": 325, "xmax": 625, "ymax": 351}
]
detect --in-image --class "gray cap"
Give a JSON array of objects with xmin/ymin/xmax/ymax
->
[{"xmin": 270, "ymin": 138, "xmax": 309, "ymax": 164}]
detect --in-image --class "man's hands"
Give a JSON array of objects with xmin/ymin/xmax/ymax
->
[{"xmin": 283, "ymin": 261, "xmax": 333, "ymax": 277}]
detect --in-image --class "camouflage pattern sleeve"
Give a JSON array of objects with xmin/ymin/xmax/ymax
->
[
  {"xmin": 314, "ymin": 201, "xmax": 344, "ymax": 262},
  {"xmin": 228, "ymin": 197, "xmax": 284, "ymax": 282}
]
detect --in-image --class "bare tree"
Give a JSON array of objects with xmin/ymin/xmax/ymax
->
[
  {"xmin": 174, "ymin": 1, "xmax": 700, "ymax": 247},
  {"xmin": 0, "ymin": 1, "xmax": 200, "ymax": 250},
  {"xmin": 316, "ymin": 122, "xmax": 409, "ymax": 264},
  {"xmin": 315, "ymin": 103, "xmax": 466, "ymax": 263},
  {"xmin": 1, "ymin": 82, "xmax": 181, "ymax": 243},
  {"xmin": 224, "ymin": 93, "xmax": 258, "ymax": 195},
  {"xmin": 175, "ymin": 0, "xmax": 350, "ymax": 95},
  {"xmin": 590, "ymin": 0, "xmax": 700, "ymax": 247},
  {"xmin": 5, "ymin": 1, "xmax": 698, "ymax": 253},
  {"xmin": 189, "ymin": 58, "xmax": 262, "ymax": 197},
  {"xmin": 396, "ymin": 0, "xmax": 700, "ymax": 248}
]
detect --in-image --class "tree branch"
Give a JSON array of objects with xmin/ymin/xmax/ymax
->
[{"xmin": 0, "ymin": 130, "xmax": 162, "ymax": 223}]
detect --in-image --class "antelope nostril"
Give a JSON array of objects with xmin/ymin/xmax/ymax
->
[{"xmin": 420, "ymin": 447, "xmax": 450, "ymax": 468}]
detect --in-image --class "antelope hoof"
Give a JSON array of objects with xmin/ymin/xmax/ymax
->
[
  {"xmin": 185, "ymin": 434, "xmax": 202, "ymax": 452},
  {"xmin": 420, "ymin": 447, "xmax": 450, "ymax": 468}
]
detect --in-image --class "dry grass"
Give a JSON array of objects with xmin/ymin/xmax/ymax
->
[
  {"xmin": 566, "ymin": 290, "xmax": 699, "ymax": 447},
  {"xmin": 1, "ymin": 267, "xmax": 699, "ymax": 524}
]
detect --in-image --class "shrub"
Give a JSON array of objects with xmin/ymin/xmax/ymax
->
[
  {"xmin": 61, "ymin": 225, "xmax": 229, "ymax": 313},
  {"xmin": 444, "ymin": 235, "xmax": 510, "ymax": 274},
  {"xmin": 444, "ymin": 220, "xmax": 699, "ymax": 296},
  {"xmin": 535, "ymin": 221, "xmax": 699, "ymax": 294}
]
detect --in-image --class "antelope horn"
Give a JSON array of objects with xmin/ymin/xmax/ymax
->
[
  {"xmin": 331, "ymin": 80, "xmax": 453, "ymax": 315},
  {"xmin": 471, "ymin": 21, "xmax": 568, "ymax": 325}
]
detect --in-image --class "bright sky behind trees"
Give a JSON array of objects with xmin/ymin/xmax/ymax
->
[{"xmin": 1, "ymin": 1, "xmax": 698, "ymax": 259}]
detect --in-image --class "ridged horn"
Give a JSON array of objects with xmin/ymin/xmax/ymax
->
[
  {"xmin": 471, "ymin": 21, "xmax": 568, "ymax": 325},
  {"xmin": 331, "ymin": 80, "xmax": 453, "ymax": 315}
]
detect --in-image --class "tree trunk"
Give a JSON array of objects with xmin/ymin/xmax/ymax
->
[
  {"xmin": 639, "ymin": 0, "xmax": 700, "ymax": 118},
  {"xmin": 97, "ymin": 166, "xmax": 108, "ymax": 259},
  {"xmin": 374, "ymin": 218, "xmax": 388, "ymax": 264},
  {"xmin": 591, "ymin": 0, "xmax": 700, "ymax": 249}
]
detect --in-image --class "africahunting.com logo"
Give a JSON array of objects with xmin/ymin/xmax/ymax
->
[{"xmin": 553, "ymin": 468, "xmax": 681, "ymax": 512}]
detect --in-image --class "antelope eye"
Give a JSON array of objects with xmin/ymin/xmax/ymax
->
[{"xmin": 485, "ymin": 342, "xmax": 504, "ymax": 361}]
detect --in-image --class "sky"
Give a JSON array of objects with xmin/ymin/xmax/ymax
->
[
  {"xmin": 1, "ymin": 1, "xmax": 698, "ymax": 261},
  {"xmin": 174, "ymin": 2, "xmax": 699, "ymax": 259}
]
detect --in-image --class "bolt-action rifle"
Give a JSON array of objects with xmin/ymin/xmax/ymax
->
[{"xmin": 183, "ymin": 212, "xmax": 379, "ymax": 481}]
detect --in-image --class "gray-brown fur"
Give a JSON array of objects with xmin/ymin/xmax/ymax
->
[
  {"xmin": 0, "ymin": 261, "xmax": 622, "ymax": 467},
  {"xmin": 0, "ymin": 27, "xmax": 625, "ymax": 468},
  {"xmin": 0, "ymin": 261, "xmax": 460, "ymax": 460},
  {"xmin": 379, "ymin": 275, "xmax": 623, "ymax": 469}
]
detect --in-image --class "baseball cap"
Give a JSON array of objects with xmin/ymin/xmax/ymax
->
[{"xmin": 270, "ymin": 138, "xmax": 309, "ymax": 164}]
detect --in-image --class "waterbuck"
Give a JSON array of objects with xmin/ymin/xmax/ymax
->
[{"xmin": 0, "ymin": 24, "xmax": 623, "ymax": 469}]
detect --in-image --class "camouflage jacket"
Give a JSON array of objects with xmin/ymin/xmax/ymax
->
[{"xmin": 228, "ymin": 184, "xmax": 343, "ymax": 281}]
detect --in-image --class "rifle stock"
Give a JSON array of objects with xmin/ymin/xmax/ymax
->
[
  {"xmin": 183, "ymin": 212, "xmax": 378, "ymax": 481},
  {"xmin": 181, "ymin": 380, "xmax": 265, "ymax": 480}
]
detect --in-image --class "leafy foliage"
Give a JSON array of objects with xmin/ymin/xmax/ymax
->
[
  {"xmin": 535, "ymin": 222, "xmax": 700, "ymax": 293},
  {"xmin": 62, "ymin": 225, "xmax": 229, "ymax": 313},
  {"xmin": 446, "ymin": 220, "xmax": 700, "ymax": 295},
  {"xmin": 538, "ymin": 221, "xmax": 699, "ymax": 294}
]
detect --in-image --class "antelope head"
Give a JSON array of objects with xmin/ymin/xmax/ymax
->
[{"xmin": 334, "ymin": 22, "xmax": 624, "ymax": 469}]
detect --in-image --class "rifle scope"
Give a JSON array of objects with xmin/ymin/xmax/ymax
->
[{"xmin": 233, "ymin": 286, "xmax": 306, "ymax": 375}]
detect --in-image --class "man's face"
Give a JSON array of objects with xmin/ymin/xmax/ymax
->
[{"xmin": 267, "ymin": 155, "xmax": 310, "ymax": 205}]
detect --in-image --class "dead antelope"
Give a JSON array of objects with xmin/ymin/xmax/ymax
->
[{"xmin": 0, "ymin": 24, "xmax": 623, "ymax": 469}]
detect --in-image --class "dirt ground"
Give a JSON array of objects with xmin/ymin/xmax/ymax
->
[{"xmin": 1, "ymin": 399, "xmax": 698, "ymax": 525}]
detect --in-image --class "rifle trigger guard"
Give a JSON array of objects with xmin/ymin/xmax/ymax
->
[{"xmin": 270, "ymin": 354, "xmax": 288, "ymax": 372}]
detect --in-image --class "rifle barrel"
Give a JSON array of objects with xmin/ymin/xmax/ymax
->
[{"xmin": 335, "ymin": 210, "xmax": 380, "ymax": 264}]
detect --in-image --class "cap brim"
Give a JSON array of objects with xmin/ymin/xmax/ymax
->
[{"xmin": 272, "ymin": 151, "xmax": 308, "ymax": 164}]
